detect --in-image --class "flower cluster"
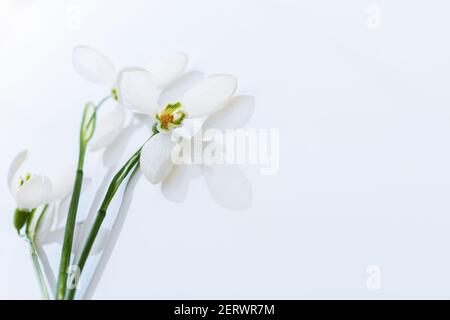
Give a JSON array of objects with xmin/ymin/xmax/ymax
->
[{"xmin": 7, "ymin": 46, "xmax": 254, "ymax": 300}]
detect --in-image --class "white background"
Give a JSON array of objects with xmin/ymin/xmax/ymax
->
[{"xmin": 1, "ymin": 0, "xmax": 450, "ymax": 299}]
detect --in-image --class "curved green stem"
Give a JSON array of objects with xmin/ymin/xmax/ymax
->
[
  {"xmin": 66, "ymin": 134, "xmax": 156, "ymax": 299},
  {"xmin": 96, "ymin": 94, "xmax": 112, "ymax": 110},
  {"xmin": 33, "ymin": 204, "xmax": 49, "ymax": 238},
  {"xmin": 85, "ymin": 94, "xmax": 112, "ymax": 129},
  {"xmin": 56, "ymin": 96, "xmax": 109, "ymax": 300}
]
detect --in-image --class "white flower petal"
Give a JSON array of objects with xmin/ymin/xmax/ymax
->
[
  {"xmin": 157, "ymin": 71, "xmax": 204, "ymax": 108},
  {"xmin": 117, "ymin": 67, "xmax": 160, "ymax": 115},
  {"xmin": 131, "ymin": 112, "xmax": 153, "ymax": 125},
  {"xmin": 54, "ymin": 193, "xmax": 72, "ymax": 229},
  {"xmin": 161, "ymin": 164, "xmax": 201, "ymax": 203},
  {"xmin": 203, "ymin": 95, "xmax": 255, "ymax": 132},
  {"xmin": 38, "ymin": 224, "xmax": 67, "ymax": 245},
  {"xmin": 15, "ymin": 175, "xmax": 52, "ymax": 210},
  {"xmin": 72, "ymin": 46, "xmax": 116, "ymax": 86},
  {"xmin": 49, "ymin": 167, "xmax": 75, "ymax": 201},
  {"xmin": 140, "ymin": 134, "xmax": 175, "ymax": 184},
  {"xmin": 35, "ymin": 205, "xmax": 56, "ymax": 245},
  {"xmin": 182, "ymin": 74, "xmax": 238, "ymax": 118},
  {"xmin": 202, "ymin": 164, "xmax": 252, "ymax": 210},
  {"xmin": 7, "ymin": 150, "xmax": 28, "ymax": 196},
  {"xmin": 89, "ymin": 104, "xmax": 126, "ymax": 151},
  {"xmin": 172, "ymin": 118, "xmax": 205, "ymax": 141},
  {"xmin": 151, "ymin": 52, "xmax": 189, "ymax": 89}
]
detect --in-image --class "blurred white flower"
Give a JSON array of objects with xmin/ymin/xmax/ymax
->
[
  {"xmin": 72, "ymin": 45, "xmax": 188, "ymax": 150},
  {"xmin": 7, "ymin": 150, "xmax": 74, "ymax": 210}
]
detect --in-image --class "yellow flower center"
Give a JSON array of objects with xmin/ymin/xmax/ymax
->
[
  {"xmin": 155, "ymin": 102, "xmax": 186, "ymax": 133},
  {"xmin": 159, "ymin": 113, "xmax": 175, "ymax": 130}
]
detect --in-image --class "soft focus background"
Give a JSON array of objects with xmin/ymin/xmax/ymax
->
[{"xmin": 2, "ymin": 0, "xmax": 450, "ymax": 299}]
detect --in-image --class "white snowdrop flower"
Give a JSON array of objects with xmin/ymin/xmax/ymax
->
[
  {"xmin": 118, "ymin": 70, "xmax": 253, "ymax": 209},
  {"xmin": 72, "ymin": 45, "xmax": 188, "ymax": 150},
  {"xmin": 7, "ymin": 150, "xmax": 74, "ymax": 210},
  {"xmin": 118, "ymin": 69, "xmax": 237, "ymax": 185}
]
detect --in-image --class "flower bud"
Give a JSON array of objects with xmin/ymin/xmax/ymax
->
[
  {"xmin": 81, "ymin": 102, "xmax": 96, "ymax": 143},
  {"xmin": 13, "ymin": 208, "xmax": 30, "ymax": 234}
]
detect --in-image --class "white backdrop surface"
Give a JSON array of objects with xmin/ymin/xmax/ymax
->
[{"xmin": 1, "ymin": 0, "xmax": 450, "ymax": 299}]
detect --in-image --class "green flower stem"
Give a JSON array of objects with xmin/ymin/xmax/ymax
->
[
  {"xmin": 96, "ymin": 94, "xmax": 112, "ymax": 110},
  {"xmin": 66, "ymin": 133, "xmax": 157, "ymax": 300},
  {"xmin": 55, "ymin": 167, "xmax": 84, "ymax": 299},
  {"xmin": 33, "ymin": 204, "xmax": 49, "ymax": 238},
  {"xmin": 65, "ymin": 148, "xmax": 142, "ymax": 300},
  {"xmin": 28, "ymin": 239, "xmax": 50, "ymax": 300},
  {"xmin": 55, "ymin": 99, "xmax": 101, "ymax": 300},
  {"xmin": 25, "ymin": 205, "xmax": 50, "ymax": 300},
  {"xmin": 85, "ymin": 94, "xmax": 112, "ymax": 129}
]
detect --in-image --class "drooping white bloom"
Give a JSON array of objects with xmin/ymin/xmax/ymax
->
[
  {"xmin": 118, "ymin": 69, "xmax": 237, "ymax": 184},
  {"xmin": 7, "ymin": 150, "xmax": 74, "ymax": 210},
  {"xmin": 72, "ymin": 45, "xmax": 189, "ymax": 150}
]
